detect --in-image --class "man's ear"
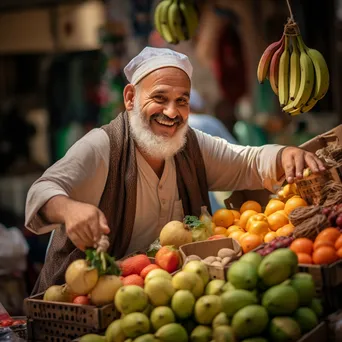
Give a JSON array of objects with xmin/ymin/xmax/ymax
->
[{"xmin": 123, "ymin": 84, "xmax": 135, "ymax": 111}]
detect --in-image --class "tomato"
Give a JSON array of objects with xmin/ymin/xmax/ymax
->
[
  {"xmin": 155, "ymin": 246, "xmax": 180, "ymax": 273},
  {"xmin": 0, "ymin": 319, "xmax": 14, "ymax": 327},
  {"xmin": 73, "ymin": 296, "xmax": 90, "ymax": 305},
  {"xmin": 207, "ymin": 234, "xmax": 226, "ymax": 240}
]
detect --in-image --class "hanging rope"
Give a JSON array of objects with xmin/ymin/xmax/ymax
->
[{"xmin": 286, "ymin": 0, "xmax": 295, "ymax": 21}]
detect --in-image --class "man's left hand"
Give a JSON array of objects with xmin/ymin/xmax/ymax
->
[{"xmin": 280, "ymin": 146, "xmax": 326, "ymax": 184}]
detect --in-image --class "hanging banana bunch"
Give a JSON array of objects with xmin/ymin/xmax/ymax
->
[
  {"xmin": 257, "ymin": 16, "xmax": 329, "ymax": 115},
  {"xmin": 154, "ymin": 0, "xmax": 199, "ymax": 44}
]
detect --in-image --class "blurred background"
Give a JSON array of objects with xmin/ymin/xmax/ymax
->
[{"xmin": 0, "ymin": 0, "xmax": 340, "ymax": 315}]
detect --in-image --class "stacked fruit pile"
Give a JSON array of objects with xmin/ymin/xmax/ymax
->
[
  {"xmin": 208, "ymin": 186, "xmax": 308, "ymax": 253},
  {"xmin": 154, "ymin": 0, "xmax": 199, "ymax": 44},
  {"xmin": 78, "ymin": 249, "xmax": 323, "ymax": 341},
  {"xmin": 289, "ymin": 228, "xmax": 342, "ymax": 265},
  {"xmin": 257, "ymin": 20, "xmax": 329, "ymax": 115}
]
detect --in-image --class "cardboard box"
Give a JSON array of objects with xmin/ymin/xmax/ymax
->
[
  {"xmin": 224, "ymin": 124, "xmax": 342, "ymax": 208},
  {"xmin": 179, "ymin": 238, "xmax": 242, "ymax": 280},
  {"xmin": 298, "ymin": 321, "xmax": 328, "ymax": 342}
]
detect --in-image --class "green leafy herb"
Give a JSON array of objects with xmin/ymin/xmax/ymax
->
[
  {"xmin": 184, "ymin": 215, "xmax": 204, "ymax": 229},
  {"xmin": 146, "ymin": 238, "xmax": 161, "ymax": 257},
  {"xmin": 85, "ymin": 248, "xmax": 121, "ymax": 276}
]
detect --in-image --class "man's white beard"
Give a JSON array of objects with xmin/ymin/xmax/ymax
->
[{"xmin": 128, "ymin": 99, "xmax": 188, "ymax": 160}]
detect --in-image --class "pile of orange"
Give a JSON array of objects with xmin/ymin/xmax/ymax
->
[
  {"xmin": 211, "ymin": 192, "xmax": 308, "ymax": 254},
  {"xmin": 290, "ymin": 228, "xmax": 342, "ymax": 265}
]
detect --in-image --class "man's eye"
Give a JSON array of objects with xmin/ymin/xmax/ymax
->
[
  {"xmin": 154, "ymin": 96, "xmax": 165, "ymax": 102},
  {"xmin": 177, "ymin": 98, "xmax": 188, "ymax": 106}
]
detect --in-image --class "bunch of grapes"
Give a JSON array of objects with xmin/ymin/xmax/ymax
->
[
  {"xmin": 322, "ymin": 204, "xmax": 342, "ymax": 230},
  {"xmin": 256, "ymin": 236, "xmax": 295, "ymax": 256}
]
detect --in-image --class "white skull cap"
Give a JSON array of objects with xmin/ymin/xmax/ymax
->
[{"xmin": 124, "ymin": 47, "xmax": 193, "ymax": 85}]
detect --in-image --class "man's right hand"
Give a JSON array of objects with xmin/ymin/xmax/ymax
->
[
  {"xmin": 40, "ymin": 196, "xmax": 110, "ymax": 251},
  {"xmin": 64, "ymin": 202, "xmax": 110, "ymax": 251}
]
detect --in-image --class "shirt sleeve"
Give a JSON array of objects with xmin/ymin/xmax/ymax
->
[
  {"xmin": 25, "ymin": 129, "xmax": 110, "ymax": 234},
  {"xmin": 194, "ymin": 129, "xmax": 285, "ymax": 193}
]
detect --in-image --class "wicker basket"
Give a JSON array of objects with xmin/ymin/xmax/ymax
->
[{"xmin": 24, "ymin": 293, "xmax": 118, "ymax": 341}]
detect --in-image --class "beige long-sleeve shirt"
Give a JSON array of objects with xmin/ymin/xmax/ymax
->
[{"xmin": 25, "ymin": 128, "xmax": 284, "ymax": 255}]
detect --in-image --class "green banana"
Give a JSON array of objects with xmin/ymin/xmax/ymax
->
[
  {"xmin": 158, "ymin": 0, "xmax": 178, "ymax": 44},
  {"xmin": 179, "ymin": 0, "xmax": 199, "ymax": 39},
  {"xmin": 282, "ymin": 35, "xmax": 314, "ymax": 112},
  {"xmin": 278, "ymin": 35, "xmax": 290, "ymax": 107},
  {"xmin": 305, "ymin": 46, "xmax": 330, "ymax": 101},
  {"xmin": 168, "ymin": 0, "xmax": 186, "ymax": 42},
  {"xmin": 289, "ymin": 36, "xmax": 301, "ymax": 101},
  {"xmin": 154, "ymin": 1, "xmax": 165, "ymax": 36}
]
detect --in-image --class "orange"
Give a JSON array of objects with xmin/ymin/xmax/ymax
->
[
  {"xmin": 229, "ymin": 230, "xmax": 245, "ymax": 241},
  {"xmin": 290, "ymin": 238, "xmax": 314, "ymax": 255},
  {"xmin": 240, "ymin": 234, "xmax": 263, "ymax": 253},
  {"xmin": 122, "ymin": 274, "xmax": 145, "ymax": 287},
  {"xmin": 212, "ymin": 209, "xmax": 235, "ymax": 228},
  {"xmin": 231, "ymin": 210, "xmax": 241, "ymax": 220},
  {"xmin": 276, "ymin": 224, "xmax": 295, "ymax": 237},
  {"xmin": 234, "ymin": 219, "xmax": 241, "ymax": 225},
  {"xmin": 313, "ymin": 239, "xmax": 335, "ymax": 250},
  {"xmin": 276, "ymin": 210, "xmax": 288, "ymax": 218},
  {"xmin": 337, "ymin": 247, "xmax": 342, "ymax": 258},
  {"xmin": 248, "ymin": 221, "xmax": 269, "ymax": 238},
  {"xmin": 335, "ymin": 234, "xmax": 342, "ymax": 250},
  {"xmin": 264, "ymin": 231, "xmax": 277, "ymax": 243},
  {"xmin": 140, "ymin": 264, "xmax": 161, "ymax": 279},
  {"xmin": 240, "ymin": 200, "xmax": 262, "ymax": 214},
  {"xmin": 239, "ymin": 232, "xmax": 250, "ymax": 243},
  {"xmin": 297, "ymin": 253, "xmax": 313, "ymax": 264},
  {"xmin": 226, "ymin": 225, "xmax": 244, "ymax": 236},
  {"xmin": 264, "ymin": 199, "xmax": 285, "ymax": 216},
  {"xmin": 284, "ymin": 196, "xmax": 308, "ymax": 215},
  {"xmin": 246, "ymin": 213, "xmax": 268, "ymax": 231},
  {"xmin": 315, "ymin": 228, "xmax": 341, "ymax": 244},
  {"xmin": 214, "ymin": 226, "xmax": 228, "ymax": 235},
  {"xmin": 267, "ymin": 211, "xmax": 289, "ymax": 231},
  {"xmin": 239, "ymin": 210, "xmax": 258, "ymax": 230},
  {"xmin": 312, "ymin": 246, "xmax": 338, "ymax": 265}
]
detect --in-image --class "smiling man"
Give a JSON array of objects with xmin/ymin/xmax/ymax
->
[{"xmin": 25, "ymin": 47, "xmax": 325, "ymax": 293}]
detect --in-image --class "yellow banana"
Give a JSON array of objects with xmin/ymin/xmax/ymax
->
[
  {"xmin": 278, "ymin": 35, "xmax": 290, "ymax": 107},
  {"xmin": 159, "ymin": 0, "xmax": 178, "ymax": 44},
  {"xmin": 289, "ymin": 36, "xmax": 301, "ymax": 101},
  {"xmin": 168, "ymin": 0, "xmax": 186, "ymax": 42},
  {"xmin": 305, "ymin": 46, "xmax": 330, "ymax": 101},
  {"xmin": 179, "ymin": 0, "xmax": 199, "ymax": 39},
  {"xmin": 287, "ymin": 98, "xmax": 318, "ymax": 116},
  {"xmin": 282, "ymin": 35, "xmax": 314, "ymax": 112}
]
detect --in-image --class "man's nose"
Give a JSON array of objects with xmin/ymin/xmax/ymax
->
[{"xmin": 163, "ymin": 102, "xmax": 178, "ymax": 118}]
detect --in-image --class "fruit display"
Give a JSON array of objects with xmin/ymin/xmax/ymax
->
[
  {"xmin": 43, "ymin": 237, "xmax": 122, "ymax": 306},
  {"xmin": 77, "ymin": 249, "xmax": 323, "ymax": 341},
  {"xmin": 290, "ymin": 228, "xmax": 342, "ymax": 265},
  {"xmin": 154, "ymin": 0, "xmax": 199, "ymax": 44},
  {"xmin": 257, "ymin": 16, "xmax": 329, "ymax": 115},
  {"xmin": 209, "ymin": 191, "xmax": 308, "ymax": 253}
]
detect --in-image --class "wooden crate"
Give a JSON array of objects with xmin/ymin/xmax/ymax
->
[
  {"xmin": 25, "ymin": 293, "xmax": 118, "ymax": 341},
  {"xmin": 298, "ymin": 321, "xmax": 328, "ymax": 342}
]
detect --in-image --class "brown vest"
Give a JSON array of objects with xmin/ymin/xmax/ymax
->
[{"xmin": 32, "ymin": 112, "xmax": 211, "ymax": 294}]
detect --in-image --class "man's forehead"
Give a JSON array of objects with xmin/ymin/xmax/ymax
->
[{"xmin": 139, "ymin": 67, "xmax": 191, "ymax": 89}]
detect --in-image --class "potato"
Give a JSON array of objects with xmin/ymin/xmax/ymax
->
[
  {"xmin": 203, "ymin": 256, "xmax": 217, "ymax": 264},
  {"xmin": 187, "ymin": 255, "xmax": 202, "ymax": 261},
  {"xmin": 221, "ymin": 257, "xmax": 232, "ymax": 266},
  {"xmin": 211, "ymin": 261, "xmax": 223, "ymax": 267},
  {"xmin": 216, "ymin": 257, "xmax": 222, "ymax": 262},
  {"xmin": 217, "ymin": 248, "xmax": 236, "ymax": 259}
]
